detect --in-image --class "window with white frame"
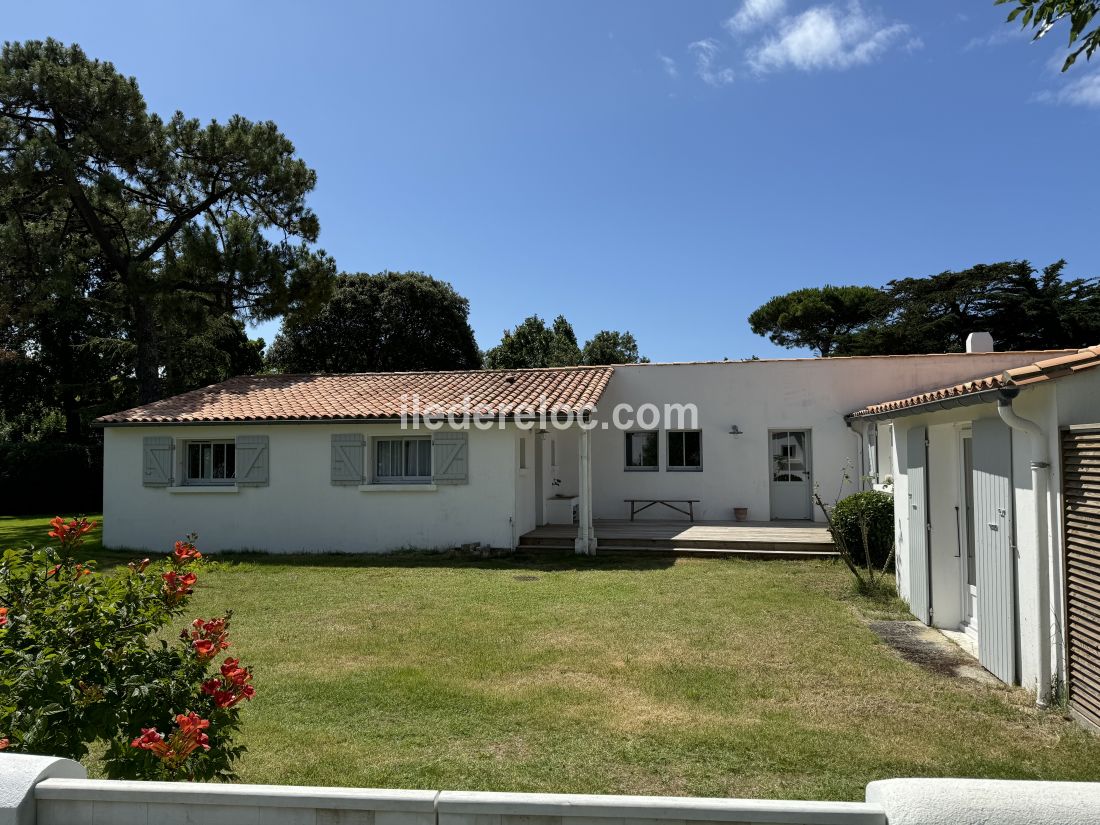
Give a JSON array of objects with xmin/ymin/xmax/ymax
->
[
  {"xmin": 625, "ymin": 431, "xmax": 658, "ymax": 471},
  {"xmin": 667, "ymin": 430, "xmax": 701, "ymax": 470},
  {"xmin": 374, "ymin": 437, "xmax": 432, "ymax": 483},
  {"xmin": 186, "ymin": 440, "xmax": 236, "ymax": 484}
]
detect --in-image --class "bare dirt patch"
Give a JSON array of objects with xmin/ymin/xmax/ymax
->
[{"xmin": 868, "ymin": 620, "xmax": 999, "ymax": 685}]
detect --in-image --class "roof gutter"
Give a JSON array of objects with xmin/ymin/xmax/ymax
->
[
  {"xmin": 845, "ymin": 386, "xmax": 1005, "ymax": 424},
  {"xmin": 93, "ymin": 410, "xmax": 599, "ymax": 428}
]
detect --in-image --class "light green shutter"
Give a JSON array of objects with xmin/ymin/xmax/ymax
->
[
  {"xmin": 331, "ymin": 434, "xmax": 364, "ymax": 485},
  {"xmin": 235, "ymin": 435, "xmax": 270, "ymax": 486},
  {"xmin": 432, "ymin": 431, "xmax": 468, "ymax": 485},
  {"xmin": 143, "ymin": 436, "xmax": 174, "ymax": 487}
]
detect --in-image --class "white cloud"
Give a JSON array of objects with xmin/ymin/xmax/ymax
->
[
  {"xmin": 747, "ymin": 1, "xmax": 911, "ymax": 73},
  {"xmin": 1034, "ymin": 70, "xmax": 1100, "ymax": 108},
  {"xmin": 964, "ymin": 26, "xmax": 1026, "ymax": 51},
  {"xmin": 724, "ymin": 0, "xmax": 787, "ymax": 34},
  {"xmin": 689, "ymin": 39, "xmax": 736, "ymax": 86},
  {"xmin": 657, "ymin": 53, "xmax": 679, "ymax": 78}
]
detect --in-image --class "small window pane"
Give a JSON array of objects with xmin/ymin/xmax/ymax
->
[
  {"xmin": 418, "ymin": 440, "xmax": 431, "ymax": 477},
  {"xmin": 201, "ymin": 443, "xmax": 212, "ymax": 479},
  {"xmin": 668, "ymin": 432, "xmax": 683, "ymax": 466},
  {"xmin": 626, "ymin": 432, "xmax": 658, "ymax": 468},
  {"xmin": 684, "ymin": 431, "xmax": 701, "ymax": 467},
  {"xmin": 188, "ymin": 443, "xmax": 201, "ymax": 479},
  {"xmin": 225, "ymin": 444, "xmax": 235, "ymax": 479},
  {"xmin": 377, "ymin": 440, "xmax": 391, "ymax": 477}
]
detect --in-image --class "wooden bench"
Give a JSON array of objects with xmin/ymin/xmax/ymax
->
[{"xmin": 625, "ymin": 499, "xmax": 700, "ymax": 521}]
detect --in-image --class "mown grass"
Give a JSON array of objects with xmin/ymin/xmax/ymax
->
[{"xmin": 4, "ymin": 514, "xmax": 1100, "ymax": 800}]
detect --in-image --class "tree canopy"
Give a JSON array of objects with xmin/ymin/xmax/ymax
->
[
  {"xmin": 996, "ymin": 0, "xmax": 1100, "ymax": 70},
  {"xmin": 0, "ymin": 38, "xmax": 334, "ymax": 413},
  {"xmin": 749, "ymin": 261, "xmax": 1100, "ymax": 356},
  {"xmin": 484, "ymin": 315, "xmax": 647, "ymax": 368},
  {"xmin": 266, "ymin": 272, "xmax": 482, "ymax": 373},
  {"xmin": 748, "ymin": 286, "xmax": 885, "ymax": 357},
  {"xmin": 582, "ymin": 330, "xmax": 649, "ymax": 365}
]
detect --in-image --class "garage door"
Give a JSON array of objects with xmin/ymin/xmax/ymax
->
[{"xmin": 1061, "ymin": 426, "xmax": 1100, "ymax": 732}]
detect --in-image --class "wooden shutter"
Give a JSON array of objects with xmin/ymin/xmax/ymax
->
[
  {"xmin": 331, "ymin": 434, "xmax": 364, "ymax": 485},
  {"xmin": 906, "ymin": 426, "xmax": 931, "ymax": 625},
  {"xmin": 973, "ymin": 417, "xmax": 1017, "ymax": 685},
  {"xmin": 142, "ymin": 436, "xmax": 174, "ymax": 487},
  {"xmin": 235, "ymin": 435, "xmax": 270, "ymax": 486},
  {"xmin": 432, "ymin": 431, "xmax": 468, "ymax": 485},
  {"xmin": 1062, "ymin": 426, "xmax": 1100, "ymax": 730}
]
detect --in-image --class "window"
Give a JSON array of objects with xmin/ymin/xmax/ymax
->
[
  {"xmin": 625, "ymin": 431, "xmax": 658, "ymax": 471},
  {"xmin": 550, "ymin": 438, "xmax": 557, "ymax": 467},
  {"xmin": 667, "ymin": 430, "xmax": 702, "ymax": 471},
  {"xmin": 519, "ymin": 437, "xmax": 528, "ymax": 470},
  {"xmin": 375, "ymin": 437, "xmax": 432, "ymax": 483},
  {"xmin": 771, "ymin": 431, "xmax": 808, "ymax": 483},
  {"xmin": 186, "ymin": 441, "xmax": 235, "ymax": 484}
]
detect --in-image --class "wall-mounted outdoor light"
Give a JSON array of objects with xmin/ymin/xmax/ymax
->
[{"xmin": 728, "ymin": 425, "xmax": 743, "ymax": 436}]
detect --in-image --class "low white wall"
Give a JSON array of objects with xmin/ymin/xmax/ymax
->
[
  {"xmin": 34, "ymin": 778, "xmax": 436, "ymax": 825},
  {"xmin": 4, "ymin": 761, "xmax": 1100, "ymax": 825},
  {"xmin": 435, "ymin": 790, "xmax": 880, "ymax": 825}
]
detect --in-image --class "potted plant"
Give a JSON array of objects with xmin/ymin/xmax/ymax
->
[{"xmin": 733, "ymin": 506, "xmax": 748, "ymax": 522}]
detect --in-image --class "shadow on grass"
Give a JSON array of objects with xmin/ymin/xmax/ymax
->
[{"xmin": 207, "ymin": 548, "xmax": 679, "ymax": 573}]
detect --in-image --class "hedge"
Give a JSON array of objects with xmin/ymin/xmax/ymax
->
[
  {"xmin": 830, "ymin": 490, "xmax": 894, "ymax": 569},
  {"xmin": 0, "ymin": 441, "xmax": 102, "ymax": 515}
]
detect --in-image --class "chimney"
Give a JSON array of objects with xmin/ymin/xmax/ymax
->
[{"xmin": 966, "ymin": 332, "xmax": 995, "ymax": 353}]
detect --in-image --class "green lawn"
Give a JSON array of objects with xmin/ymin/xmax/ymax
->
[{"xmin": 4, "ymin": 514, "xmax": 1100, "ymax": 800}]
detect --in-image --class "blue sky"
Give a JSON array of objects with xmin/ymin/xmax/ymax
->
[{"xmin": 7, "ymin": 1, "xmax": 1099, "ymax": 361}]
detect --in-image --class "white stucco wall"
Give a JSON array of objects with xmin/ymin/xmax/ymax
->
[
  {"xmin": 587, "ymin": 353, "xmax": 1065, "ymax": 523},
  {"xmin": 886, "ymin": 367, "xmax": 1100, "ymax": 693},
  {"xmin": 103, "ymin": 423, "xmax": 521, "ymax": 554}
]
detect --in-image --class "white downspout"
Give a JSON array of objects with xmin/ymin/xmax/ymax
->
[
  {"xmin": 997, "ymin": 388, "xmax": 1052, "ymax": 707},
  {"xmin": 575, "ymin": 427, "xmax": 592, "ymax": 556},
  {"xmin": 586, "ymin": 427, "xmax": 597, "ymax": 554}
]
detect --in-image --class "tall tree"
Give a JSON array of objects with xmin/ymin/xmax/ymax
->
[
  {"xmin": 0, "ymin": 39, "xmax": 334, "ymax": 403},
  {"xmin": 996, "ymin": 0, "xmax": 1100, "ymax": 70},
  {"xmin": 484, "ymin": 314, "xmax": 582, "ymax": 369},
  {"xmin": 267, "ymin": 272, "xmax": 481, "ymax": 373},
  {"xmin": 748, "ymin": 285, "xmax": 885, "ymax": 356},
  {"xmin": 872, "ymin": 260, "xmax": 1100, "ymax": 354},
  {"xmin": 748, "ymin": 261, "xmax": 1100, "ymax": 356},
  {"xmin": 582, "ymin": 330, "xmax": 648, "ymax": 365}
]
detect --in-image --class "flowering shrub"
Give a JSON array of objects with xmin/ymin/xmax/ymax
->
[{"xmin": 0, "ymin": 519, "xmax": 255, "ymax": 781}]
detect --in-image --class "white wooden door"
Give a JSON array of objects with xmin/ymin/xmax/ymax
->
[
  {"xmin": 907, "ymin": 426, "xmax": 932, "ymax": 625},
  {"xmin": 973, "ymin": 417, "xmax": 1017, "ymax": 685},
  {"xmin": 769, "ymin": 430, "xmax": 812, "ymax": 520}
]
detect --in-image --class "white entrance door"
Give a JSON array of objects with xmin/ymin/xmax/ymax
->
[
  {"xmin": 769, "ymin": 430, "xmax": 812, "ymax": 520},
  {"xmin": 960, "ymin": 434, "xmax": 978, "ymax": 639}
]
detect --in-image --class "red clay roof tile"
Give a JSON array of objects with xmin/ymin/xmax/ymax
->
[
  {"xmin": 96, "ymin": 367, "xmax": 615, "ymax": 425},
  {"xmin": 849, "ymin": 346, "xmax": 1100, "ymax": 418}
]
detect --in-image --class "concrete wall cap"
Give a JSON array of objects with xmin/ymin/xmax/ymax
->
[
  {"xmin": 436, "ymin": 790, "xmax": 885, "ymax": 824},
  {"xmin": 866, "ymin": 778, "xmax": 1100, "ymax": 825},
  {"xmin": 0, "ymin": 754, "xmax": 86, "ymax": 825},
  {"xmin": 34, "ymin": 778, "xmax": 437, "ymax": 811}
]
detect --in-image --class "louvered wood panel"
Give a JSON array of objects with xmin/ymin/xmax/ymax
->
[{"xmin": 1062, "ymin": 426, "xmax": 1100, "ymax": 732}]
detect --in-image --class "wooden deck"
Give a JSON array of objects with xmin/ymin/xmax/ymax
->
[{"xmin": 518, "ymin": 519, "xmax": 836, "ymax": 559}]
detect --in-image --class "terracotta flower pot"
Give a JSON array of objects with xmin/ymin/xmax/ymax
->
[{"xmin": 733, "ymin": 507, "xmax": 748, "ymax": 522}]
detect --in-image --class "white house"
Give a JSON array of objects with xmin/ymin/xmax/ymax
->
[
  {"xmin": 98, "ymin": 345, "xmax": 1067, "ymax": 554},
  {"xmin": 97, "ymin": 342, "xmax": 1100, "ymax": 718},
  {"xmin": 850, "ymin": 343, "xmax": 1100, "ymax": 732}
]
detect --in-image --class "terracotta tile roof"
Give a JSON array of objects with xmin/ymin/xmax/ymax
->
[
  {"xmin": 849, "ymin": 346, "xmax": 1100, "ymax": 418},
  {"xmin": 96, "ymin": 367, "xmax": 615, "ymax": 425}
]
